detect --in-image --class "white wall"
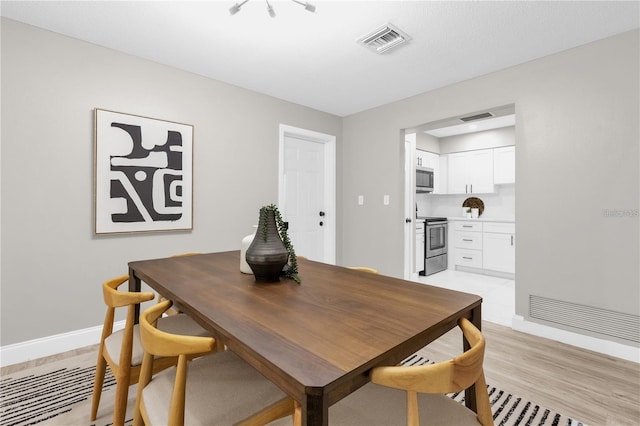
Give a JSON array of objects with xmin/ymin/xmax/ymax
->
[
  {"xmin": 342, "ymin": 30, "xmax": 639, "ymax": 346},
  {"xmin": 416, "ymin": 132, "xmax": 440, "ymax": 153},
  {"xmin": 440, "ymin": 126, "xmax": 515, "ymax": 153},
  {"xmin": 0, "ymin": 19, "xmax": 342, "ymax": 346}
]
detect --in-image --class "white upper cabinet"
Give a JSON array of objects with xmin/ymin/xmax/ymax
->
[
  {"xmin": 494, "ymin": 146, "xmax": 515, "ymax": 184},
  {"xmin": 448, "ymin": 153, "xmax": 468, "ymax": 194},
  {"xmin": 438, "ymin": 154, "xmax": 448, "ymax": 194},
  {"xmin": 447, "ymin": 149, "xmax": 495, "ymax": 194},
  {"xmin": 416, "ymin": 150, "xmax": 425, "ymax": 167},
  {"xmin": 417, "ymin": 150, "xmax": 446, "ymax": 194}
]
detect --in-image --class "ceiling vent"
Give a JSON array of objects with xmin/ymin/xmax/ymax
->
[
  {"xmin": 358, "ymin": 23, "xmax": 411, "ymax": 54},
  {"xmin": 460, "ymin": 112, "xmax": 495, "ymax": 122}
]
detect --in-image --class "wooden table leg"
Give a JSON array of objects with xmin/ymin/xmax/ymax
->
[
  {"xmin": 128, "ymin": 267, "xmax": 142, "ymax": 324},
  {"xmin": 464, "ymin": 304, "xmax": 482, "ymax": 413},
  {"xmin": 303, "ymin": 392, "xmax": 327, "ymax": 426}
]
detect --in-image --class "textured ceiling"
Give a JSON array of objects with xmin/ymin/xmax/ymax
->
[{"xmin": 2, "ymin": 1, "xmax": 638, "ymax": 116}]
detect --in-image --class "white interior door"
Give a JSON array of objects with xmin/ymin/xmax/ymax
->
[{"xmin": 279, "ymin": 125, "xmax": 336, "ymax": 264}]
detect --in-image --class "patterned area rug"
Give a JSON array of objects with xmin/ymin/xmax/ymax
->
[{"xmin": 1, "ymin": 351, "xmax": 587, "ymax": 426}]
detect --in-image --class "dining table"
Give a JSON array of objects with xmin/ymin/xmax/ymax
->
[{"xmin": 128, "ymin": 251, "xmax": 482, "ymax": 426}]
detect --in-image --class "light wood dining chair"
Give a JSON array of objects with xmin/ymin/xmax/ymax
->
[
  {"xmin": 348, "ymin": 266, "xmax": 379, "ymax": 274},
  {"xmin": 91, "ymin": 275, "xmax": 212, "ymax": 426},
  {"xmin": 277, "ymin": 317, "xmax": 492, "ymax": 426},
  {"xmin": 133, "ymin": 300, "xmax": 294, "ymax": 426}
]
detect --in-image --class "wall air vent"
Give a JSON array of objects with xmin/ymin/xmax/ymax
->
[
  {"xmin": 460, "ymin": 112, "xmax": 494, "ymax": 122},
  {"xmin": 530, "ymin": 295, "xmax": 640, "ymax": 343},
  {"xmin": 358, "ymin": 23, "xmax": 411, "ymax": 54}
]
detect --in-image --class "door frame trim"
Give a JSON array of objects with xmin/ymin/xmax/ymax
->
[
  {"xmin": 403, "ymin": 133, "xmax": 417, "ymax": 280},
  {"xmin": 278, "ymin": 124, "xmax": 336, "ymax": 264}
]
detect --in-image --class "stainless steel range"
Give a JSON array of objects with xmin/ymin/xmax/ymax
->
[{"xmin": 421, "ymin": 217, "xmax": 448, "ymax": 276}]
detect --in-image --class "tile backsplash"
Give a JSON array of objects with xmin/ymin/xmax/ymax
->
[{"xmin": 417, "ymin": 185, "xmax": 515, "ymax": 219}]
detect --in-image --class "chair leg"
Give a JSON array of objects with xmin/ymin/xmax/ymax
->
[
  {"xmin": 293, "ymin": 401, "xmax": 302, "ymax": 426},
  {"xmin": 406, "ymin": 390, "xmax": 419, "ymax": 426},
  {"xmin": 112, "ymin": 375, "xmax": 130, "ymax": 426},
  {"xmin": 90, "ymin": 355, "xmax": 107, "ymax": 421}
]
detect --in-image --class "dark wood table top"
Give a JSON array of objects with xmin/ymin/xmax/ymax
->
[{"xmin": 129, "ymin": 251, "xmax": 482, "ymax": 426}]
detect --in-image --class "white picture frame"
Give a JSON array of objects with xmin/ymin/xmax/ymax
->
[{"xmin": 94, "ymin": 109, "xmax": 193, "ymax": 234}]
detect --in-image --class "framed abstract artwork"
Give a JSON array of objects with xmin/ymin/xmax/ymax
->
[{"xmin": 94, "ymin": 109, "xmax": 193, "ymax": 234}]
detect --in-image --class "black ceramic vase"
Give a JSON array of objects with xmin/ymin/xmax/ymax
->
[{"xmin": 245, "ymin": 209, "xmax": 289, "ymax": 282}]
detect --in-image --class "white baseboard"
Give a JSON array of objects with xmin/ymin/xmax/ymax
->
[
  {"xmin": 512, "ymin": 315, "xmax": 640, "ymax": 363},
  {"xmin": 0, "ymin": 320, "xmax": 125, "ymax": 367}
]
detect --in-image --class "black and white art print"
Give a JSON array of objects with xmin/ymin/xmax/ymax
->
[{"xmin": 94, "ymin": 109, "xmax": 193, "ymax": 234}]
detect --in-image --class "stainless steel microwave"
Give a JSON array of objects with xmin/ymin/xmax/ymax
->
[{"xmin": 416, "ymin": 166, "xmax": 434, "ymax": 193}]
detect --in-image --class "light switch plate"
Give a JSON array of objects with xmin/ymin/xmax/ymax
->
[
  {"xmin": 383, "ymin": 195, "xmax": 390, "ymax": 205},
  {"xmin": 358, "ymin": 195, "xmax": 364, "ymax": 205}
]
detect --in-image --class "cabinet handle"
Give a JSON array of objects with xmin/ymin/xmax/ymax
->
[
  {"xmin": 470, "ymin": 184, "xmax": 473, "ymax": 193},
  {"xmin": 462, "ymin": 239, "xmax": 473, "ymax": 242},
  {"xmin": 465, "ymin": 184, "xmax": 468, "ymax": 193},
  {"xmin": 462, "ymin": 257, "xmax": 473, "ymax": 260},
  {"xmin": 511, "ymin": 235, "xmax": 514, "ymax": 246},
  {"xmin": 463, "ymin": 225, "xmax": 472, "ymax": 228}
]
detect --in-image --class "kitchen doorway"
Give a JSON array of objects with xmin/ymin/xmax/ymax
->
[
  {"xmin": 278, "ymin": 124, "xmax": 336, "ymax": 264},
  {"xmin": 403, "ymin": 105, "xmax": 516, "ymax": 324}
]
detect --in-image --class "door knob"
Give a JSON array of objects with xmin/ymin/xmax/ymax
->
[
  {"xmin": 319, "ymin": 221, "xmax": 324, "ymax": 226},
  {"xmin": 319, "ymin": 211, "xmax": 325, "ymax": 217},
  {"xmin": 405, "ymin": 218, "xmax": 412, "ymax": 223}
]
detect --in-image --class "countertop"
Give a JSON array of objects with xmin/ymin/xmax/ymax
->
[{"xmin": 447, "ymin": 216, "xmax": 515, "ymax": 223}]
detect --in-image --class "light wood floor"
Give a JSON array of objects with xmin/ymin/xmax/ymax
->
[
  {"xmin": 417, "ymin": 321, "xmax": 640, "ymax": 426},
  {"xmin": 2, "ymin": 322, "xmax": 639, "ymax": 425}
]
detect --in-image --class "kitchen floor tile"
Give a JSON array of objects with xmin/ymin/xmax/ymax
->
[{"xmin": 414, "ymin": 269, "xmax": 515, "ymax": 327}]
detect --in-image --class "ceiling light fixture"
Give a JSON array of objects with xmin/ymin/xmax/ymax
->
[
  {"xmin": 266, "ymin": 0, "xmax": 276, "ymax": 18},
  {"xmin": 291, "ymin": 0, "xmax": 316, "ymax": 12},
  {"xmin": 229, "ymin": 0, "xmax": 249, "ymax": 15},
  {"xmin": 229, "ymin": 0, "xmax": 316, "ymax": 17}
]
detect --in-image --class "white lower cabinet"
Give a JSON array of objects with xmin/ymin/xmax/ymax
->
[
  {"xmin": 455, "ymin": 231, "xmax": 482, "ymax": 250},
  {"xmin": 482, "ymin": 223, "xmax": 515, "ymax": 274},
  {"xmin": 453, "ymin": 220, "xmax": 515, "ymax": 277},
  {"xmin": 415, "ymin": 221, "xmax": 425, "ymax": 273},
  {"xmin": 455, "ymin": 249, "xmax": 483, "ymax": 268},
  {"xmin": 453, "ymin": 221, "xmax": 483, "ymax": 269}
]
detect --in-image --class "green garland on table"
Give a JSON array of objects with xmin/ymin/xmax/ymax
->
[{"xmin": 259, "ymin": 204, "xmax": 301, "ymax": 284}]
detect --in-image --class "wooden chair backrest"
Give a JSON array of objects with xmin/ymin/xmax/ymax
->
[
  {"xmin": 102, "ymin": 275, "xmax": 155, "ymax": 308},
  {"xmin": 100, "ymin": 276, "xmax": 156, "ymax": 367},
  {"xmin": 137, "ymin": 300, "xmax": 215, "ymax": 426},
  {"xmin": 139, "ymin": 300, "xmax": 214, "ymax": 357},
  {"xmin": 348, "ymin": 266, "xmax": 379, "ymax": 274},
  {"xmin": 172, "ymin": 252, "xmax": 201, "ymax": 258},
  {"xmin": 371, "ymin": 317, "xmax": 493, "ymax": 426}
]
